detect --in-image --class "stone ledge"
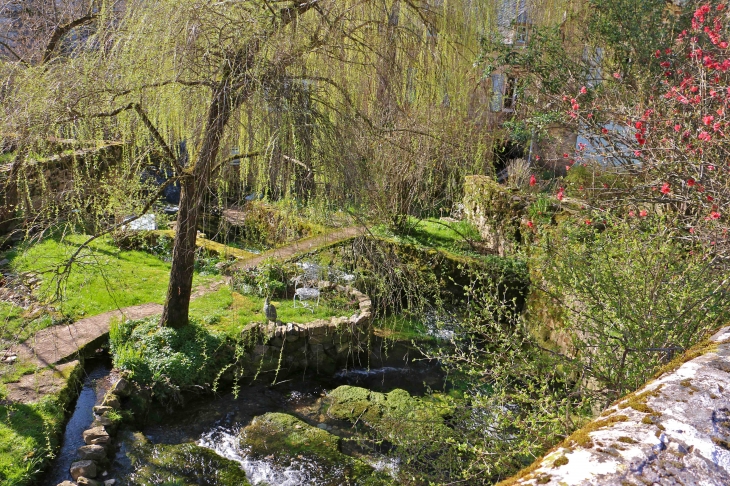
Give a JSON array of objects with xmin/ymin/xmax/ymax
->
[{"xmin": 500, "ymin": 326, "xmax": 730, "ymax": 486}]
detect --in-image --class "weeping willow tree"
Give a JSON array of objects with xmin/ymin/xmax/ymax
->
[{"xmin": 0, "ymin": 0, "xmax": 586, "ymax": 327}]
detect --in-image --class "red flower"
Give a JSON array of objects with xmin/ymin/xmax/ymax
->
[
  {"xmin": 639, "ymin": 210, "xmax": 648, "ymax": 217},
  {"xmin": 556, "ymin": 188, "xmax": 565, "ymax": 201},
  {"xmin": 709, "ymin": 211, "xmax": 721, "ymax": 220},
  {"xmin": 580, "ymin": 86, "xmax": 587, "ymax": 94},
  {"xmin": 526, "ymin": 220, "xmax": 535, "ymax": 229},
  {"xmin": 703, "ymin": 115, "xmax": 715, "ymax": 125},
  {"xmin": 529, "ymin": 174, "xmax": 537, "ymax": 186},
  {"xmin": 660, "ymin": 183, "xmax": 671, "ymax": 194},
  {"xmin": 584, "ymin": 220, "xmax": 592, "ymax": 225},
  {"xmin": 602, "ymin": 127, "xmax": 608, "ymax": 134},
  {"xmin": 563, "ymin": 153, "xmax": 569, "ymax": 158},
  {"xmin": 674, "ymin": 124, "xmax": 682, "ymax": 132},
  {"xmin": 687, "ymin": 178, "xmax": 696, "ymax": 187},
  {"xmin": 629, "ymin": 210, "xmax": 636, "ymax": 217}
]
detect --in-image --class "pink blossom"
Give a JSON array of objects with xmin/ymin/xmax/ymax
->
[{"xmin": 660, "ymin": 183, "xmax": 671, "ymax": 195}]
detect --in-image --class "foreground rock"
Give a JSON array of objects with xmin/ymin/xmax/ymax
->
[
  {"xmin": 239, "ymin": 412, "xmax": 392, "ymax": 485},
  {"xmin": 500, "ymin": 326, "xmax": 730, "ymax": 485},
  {"xmin": 114, "ymin": 431, "xmax": 250, "ymax": 486}
]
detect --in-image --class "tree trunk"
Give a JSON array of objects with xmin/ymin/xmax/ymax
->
[
  {"xmin": 160, "ymin": 87, "xmax": 231, "ymax": 328},
  {"xmin": 159, "ymin": 176, "xmax": 198, "ymax": 328}
]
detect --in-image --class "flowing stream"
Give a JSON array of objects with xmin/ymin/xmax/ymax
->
[
  {"xmin": 43, "ymin": 357, "xmax": 112, "ymax": 486},
  {"xmin": 112, "ymin": 346, "xmax": 444, "ymax": 485}
]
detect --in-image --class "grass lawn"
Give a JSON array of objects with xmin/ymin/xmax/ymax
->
[
  {"xmin": 372, "ymin": 218, "xmax": 484, "ymax": 258},
  {"xmin": 189, "ymin": 286, "xmax": 360, "ymax": 337},
  {"xmin": 0, "ymin": 234, "xmax": 217, "ymax": 344},
  {"xmin": 0, "ymin": 398, "xmax": 66, "ymax": 486}
]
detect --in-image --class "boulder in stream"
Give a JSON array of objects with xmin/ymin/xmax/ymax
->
[
  {"xmin": 115, "ymin": 431, "xmax": 251, "ymax": 486},
  {"xmin": 239, "ymin": 412, "xmax": 392, "ymax": 485},
  {"xmin": 70, "ymin": 460, "xmax": 97, "ymax": 480}
]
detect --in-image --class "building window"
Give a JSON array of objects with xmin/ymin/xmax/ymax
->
[
  {"xmin": 490, "ymin": 74, "xmax": 518, "ymax": 112},
  {"xmin": 514, "ymin": 23, "xmax": 530, "ymax": 47}
]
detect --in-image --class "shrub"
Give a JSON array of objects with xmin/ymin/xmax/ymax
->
[
  {"xmin": 109, "ymin": 317, "xmax": 232, "ymax": 405},
  {"xmin": 534, "ymin": 214, "xmax": 730, "ymax": 404}
]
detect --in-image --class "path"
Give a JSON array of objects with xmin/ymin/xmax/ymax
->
[
  {"xmin": 231, "ymin": 225, "xmax": 366, "ymax": 271},
  {"xmin": 7, "ymin": 226, "xmax": 366, "ymax": 373}
]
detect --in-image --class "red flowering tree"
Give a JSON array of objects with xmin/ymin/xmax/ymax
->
[{"xmin": 556, "ymin": 2, "xmax": 730, "ymax": 251}]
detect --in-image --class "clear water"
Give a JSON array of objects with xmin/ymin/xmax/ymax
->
[{"xmin": 43, "ymin": 359, "xmax": 112, "ymax": 485}]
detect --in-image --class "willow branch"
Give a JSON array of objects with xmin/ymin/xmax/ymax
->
[
  {"xmin": 132, "ymin": 103, "xmax": 184, "ymax": 174},
  {"xmin": 42, "ymin": 14, "xmax": 98, "ymax": 65},
  {"xmin": 0, "ymin": 40, "xmax": 27, "ymax": 65}
]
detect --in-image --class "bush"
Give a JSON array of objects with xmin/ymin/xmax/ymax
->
[
  {"xmin": 534, "ymin": 214, "xmax": 730, "ymax": 404},
  {"xmin": 109, "ymin": 317, "xmax": 232, "ymax": 405}
]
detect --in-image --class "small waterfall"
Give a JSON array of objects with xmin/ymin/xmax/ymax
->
[{"xmin": 198, "ymin": 425, "xmax": 313, "ymax": 486}]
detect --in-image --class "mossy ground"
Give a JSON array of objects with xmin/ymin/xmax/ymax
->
[{"xmin": 325, "ymin": 385, "xmax": 455, "ymax": 440}]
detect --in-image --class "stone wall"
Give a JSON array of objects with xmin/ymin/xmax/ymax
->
[
  {"xmin": 0, "ymin": 143, "xmax": 123, "ymax": 235},
  {"xmin": 498, "ymin": 326, "xmax": 730, "ymax": 486},
  {"xmin": 462, "ymin": 175, "xmax": 527, "ymax": 256},
  {"xmin": 241, "ymin": 286, "xmax": 373, "ymax": 376}
]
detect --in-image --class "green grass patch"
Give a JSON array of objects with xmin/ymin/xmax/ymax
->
[
  {"xmin": 189, "ymin": 286, "xmax": 360, "ymax": 337},
  {"xmin": 0, "ymin": 398, "xmax": 66, "ymax": 486},
  {"xmin": 0, "ymin": 362, "xmax": 82, "ymax": 486},
  {"xmin": 1, "ymin": 234, "xmax": 216, "ymax": 341},
  {"xmin": 374, "ymin": 314, "xmax": 432, "ymax": 342},
  {"xmin": 373, "ymin": 217, "xmax": 485, "ymax": 258},
  {"xmin": 0, "ymin": 302, "xmax": 55, "ymax": 345}
]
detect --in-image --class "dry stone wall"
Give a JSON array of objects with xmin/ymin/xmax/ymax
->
[{"xmin": 243, "ymin": 286, "xmax": 373, "ymax": 375}]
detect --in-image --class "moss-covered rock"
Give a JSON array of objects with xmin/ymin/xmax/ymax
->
[
  {"xmin": 240, "ymin": 412, "xmax": 392, "ymax": 485},
  {"xmin": 463, "ymin": 175, "xmax": 527, "ymax": 256},
  {"xmin": 118, "ymin": 432, "xmax": 250, "ymax": 485},
  {"xmin": 326, "ymin": 386, "xmax": 454, "ymax": 434},
  {"xmin": 326, "ymin": 386, "xmax": 386, "ymax": 423}
]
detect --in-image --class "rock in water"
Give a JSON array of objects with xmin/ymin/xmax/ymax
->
[{"xmin": 240, "ymin": 412, "xmax": 378, "ymax": 483}]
